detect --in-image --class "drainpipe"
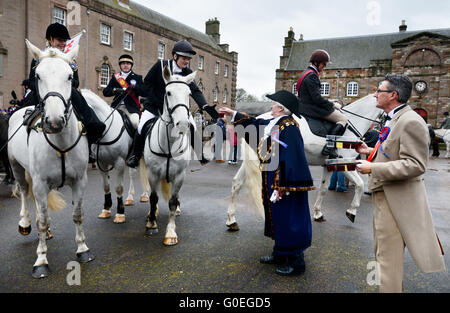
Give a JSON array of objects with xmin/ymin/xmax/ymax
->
[
  {"xmin": 336, "ymin": 71, "xmax": 341, "ymax": 99},
  {"xmin": 24, "ymin": 0, "xmax": 28, "ymax": 78},
  {"xmin": 84, "ymin": 8, "xmax": 90, "ymax": 88}
]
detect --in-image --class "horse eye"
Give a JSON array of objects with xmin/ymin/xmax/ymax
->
[{"xmin": 167, "ymin": 91, "xmax": 172, "ymax": 96}]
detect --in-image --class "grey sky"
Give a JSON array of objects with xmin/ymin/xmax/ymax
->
[{"xmin": 134, "ymin": 0, "xmax": 449, "ymax": 99}]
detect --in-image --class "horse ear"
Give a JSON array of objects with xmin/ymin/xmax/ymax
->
[
  {"xmin": 185, "ymin": 71, "xmax": 197, "ymax": 85},
  {"xmin": 25, "ymin": 39, "xmax": 42, "ymax": 60},
  {"xmin": 163, "ymin": 65, "xmax": 171, "ymax": 83}
]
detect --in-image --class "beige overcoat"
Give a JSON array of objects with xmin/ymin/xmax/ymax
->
[{"xmin": 368, "ymin": 105, "xmax": 445, "ymax": 273}]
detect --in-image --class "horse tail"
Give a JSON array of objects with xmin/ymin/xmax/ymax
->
[
  {"xmin": 139, "ymin": 158, "xmax": 150, "ymax": 194},
  {"xmin": 242, "ymin": 139, "xmax": 264, "ymax": 218},
  {"xmin": 23, "ymin": 171, "xmax": 66, "ymax": 211},
  {"xmin": 161, "ymin": 180, "xmax": 171, "ymax": 202}
]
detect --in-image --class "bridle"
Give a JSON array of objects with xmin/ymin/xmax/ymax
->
[
  {"xmin": 339, "ymin": 107, "xmax": 385, "ymax": 140},
  {"xmin": 150, "ymin": 80, "xmax": 191, "ymax": 182}
]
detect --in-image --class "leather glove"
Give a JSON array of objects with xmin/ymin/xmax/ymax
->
[
  {"xmin": 9, "ymin": 100, "xmax": 18, "ymax": 105},
  {"xmin": 202, "ymin": 104, "xmax": 219, "ymax": 122},
  {"xmin": 113, "ymin": 88, "xmax": 125, "ymax": 96}
]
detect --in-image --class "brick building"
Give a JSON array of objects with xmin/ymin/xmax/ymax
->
[
  {"xmin": 0, "ymin": 0, "xmax": 238, "ymax": 118},
  {"xmin": 276, "ymin": 22, "xmax": 450, "ymax": 126}
]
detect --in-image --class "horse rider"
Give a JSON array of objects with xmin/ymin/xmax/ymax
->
[
  {"xmin": 126, "ymin": 39, "xmax": 219, "ymax": 168},
  {"xmin": 26, "ymin": 23, "xmax": 106, "ymax": 163},
  {"xmin": 102, "ymin": 54, "xmax": 146, "ymax": 129},
  {"xmin": 296, "ymin": 49, "xmax": 348, "ymax": 158}
]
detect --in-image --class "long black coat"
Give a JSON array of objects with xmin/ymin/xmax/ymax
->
[
  {"xmin": 143, "ymin": 59, "xmax": 207, "ymax": 116},
  {"xmin": 297, "ymin": 65, "xmax": 334, "ymax": 118},
  {"xmin": 103, "ymin": 71, "xmax": 145, "ymax": 114}
]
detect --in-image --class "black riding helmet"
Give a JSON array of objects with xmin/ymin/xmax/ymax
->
[
  {"xmin": 119, "ymin": 54, "xmax": 134, "ymax": 66},
  {"xmin": 172, "ymin": 40, "xmax": 196, "ymax": 58},
  {"xmin": 45, "ymin": 23, "xmax": 71, "ymax": 40}
]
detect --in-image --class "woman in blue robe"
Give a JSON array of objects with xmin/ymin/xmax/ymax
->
[{"xmin": 220, "ymin": 90, "xmax": 315, "ymax": 276}]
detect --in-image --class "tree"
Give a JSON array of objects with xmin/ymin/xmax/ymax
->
[{"xmin": 236, "ymin": 88, "xmax": 257, "ymax": 102}]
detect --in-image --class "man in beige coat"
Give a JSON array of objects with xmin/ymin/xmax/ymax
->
[{"xmin": 356, "ymin": 74, "xmax": 445, "ymax": 292}]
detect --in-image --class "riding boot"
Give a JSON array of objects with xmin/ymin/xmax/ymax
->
[
  {"xmin": 322, "ymin": 123, "xmax": 346, "ymax": 158},
  {"xmin": 126, "ymin": 118, "xmax": 155, "ymax": 168},
  {"xmin": 190, "ymin": 124, "xmax": 209, "ymax": 165}
]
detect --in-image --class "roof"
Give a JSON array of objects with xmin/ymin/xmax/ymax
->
[
  {"xmin": 285, "ymin": 28, "xmax": 450, "ymax": 71},
  {"xmin": 236, "ymin": 101, "xmax": 272, "ymax": 116},
  {"xmin": 96, "ymin": 0, "xmax": 223, "ymax": 51}
]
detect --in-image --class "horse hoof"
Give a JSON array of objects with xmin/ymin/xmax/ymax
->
[
  {"xmin": 175, "ymin": 208, "xmax": 181, "ymax": 216},
  {"xmin": 98, "ymin": 210, "xmax": 111, "ymax": 219},
  {"xmin": 145, "ymin": 228, "xmax": 158, "ymax": 237},
  {"xmin": 346, "ymin": 212, "xmax": 356, "ymax": 223},
  {"xmin": 77, "ymin": 250, "xmax": 95, "ymax": 263},
  {"xmin": 124, "ymin": 199, "xmax": 134, "ymax": 206},
  {"xmin": 32, "ymin": 264, "xmax": 50, "ymax": 279},
  {"xmin": 18, "ymin": 225, "xmax": 32, "ymax": 236},
  {"xmin": 46, "ymin": 230, "xmax": 54, "ymax": 240},
  {"xmin": 314, "ymin": 216, "xmax": 326, "ymax": 222},
  {"xmin": 113, "ymin": 215, "xmax": 126, "ymax": 224},
  {"xmin": 227, "ymin": 222, "xmax": 240, "ymax": 232},
  {"xmin": 140, "ymin": 195, "xmax": 149, "ymax": 202},
  {"xmin": 163, "ymin": 237, "xmax": 178, "ymax": 246}
]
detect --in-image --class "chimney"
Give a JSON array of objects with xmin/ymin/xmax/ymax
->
[
  {"xmin": 206, "ymin": 18, "xmax": 220, "ymax": 44},
  {"xmin": 399, "ymin": 20, "xmax": 407, "ymax": 32},
  {"xmin": 284, "ymin": 27, "xmax": 295, "ymax": 47}
]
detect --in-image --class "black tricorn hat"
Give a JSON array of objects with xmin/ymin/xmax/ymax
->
[
  {"xmin": 45, "ymin": 23, "xmax": 70, "ymax": 40},
  {"xmin": 119, "ymin": 54, "xmax": 134, "ymax": 65},
  {"xmin": 266, "ymin": 90, "xmax": 300, "ymax": 117}
]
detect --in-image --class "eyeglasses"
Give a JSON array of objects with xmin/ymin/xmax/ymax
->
[{"xmin": 376, "ymin": 89, "xmax": 395, "ymax": 93}]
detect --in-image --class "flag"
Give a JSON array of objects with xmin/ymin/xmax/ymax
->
[{"xmin": 64, "ymin": 31, "xmax": 84, "ymax": 54}]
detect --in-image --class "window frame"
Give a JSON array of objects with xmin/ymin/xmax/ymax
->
[
  {"xmin": 213, "ymin": 86, "xmax": 219, "ymax": 103},
  {"xmin": 100, "ymin": 23, "xmax": 112, "ymax": 46},
  {"xmin": 292, "ymin": 83, "xmax": 297, "ymax": 95},
  {"xmin": 123, "ymin": 31, "xmax": 134, "ymax": 51},
  {"xmin": 320, "ymin": 82, "xmax": 330, "ymax": 97},
  {"xmin": 158, "ymin": 41, "xmax": 166, "ymax": 60},
  {"xmin": 99, "ymin": 63, "xmax": 110, "ymax": 88},
  {"xmin": 52, "ymin": 7, "xmax": 67, "ymax": 26},
  {"xmin": 223, "ymin": 88, "xmax": 228, "ymax": 104},
  {"xmin": 198, "ymin": 55, "xmax": 204, "ymax": 70},
  {"xmin": 224, "ymin": 64, "xmax": 229, "ymax": 77},
  {"xmin": 215, "ymin": 61, "xmax": 220, "ymax": 75},
  {"xmin": 346, "ymin": 81, "xmax": 359, "ymax": 97}
]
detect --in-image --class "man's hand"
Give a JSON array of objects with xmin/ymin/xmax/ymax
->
[
  {"xmin": 113, "ymin": 88, "xmax": 125, "ymax": 96},
  {"xmin": 355, "ymin": 142, "xmax": 372, "ymax": 155},
  {"xmin": 356, "ymin": 160, "xmax": 372, "ymax": 174},
  {"xmin": 219, "ymin": 107, "xmax": 236, "ymax": 117}
]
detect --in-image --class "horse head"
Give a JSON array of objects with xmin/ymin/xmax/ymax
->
[
  {"xmin": 25, "ymin": 39, "xmax": 79, "ymax": 134},
  {"xmin": 162, "ymin": 65, "xmax": 196, "ymax": 135}
]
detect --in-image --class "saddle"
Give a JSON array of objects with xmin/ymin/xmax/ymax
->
[
  {"xmin": 302, "ymin": 115, "xmax": 336, "ymax": 138},
  {"xmin": 116, "ymin": 109, "xmax": 136, "ymax": 138}
]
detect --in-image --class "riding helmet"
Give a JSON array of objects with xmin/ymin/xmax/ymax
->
[
  {"xmin": 172, "ymin": 40, "xmax": 196, "ymax": 58},
  {"xmin": 45, "ymin": 23, "xmax": 71, "ymax": 40},
  {"xmin": 119, "ymin": 54, "xmax": 134, "ymax": 66}
]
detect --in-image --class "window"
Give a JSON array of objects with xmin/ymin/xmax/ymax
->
[
  {"xmin": 100, "ymin": 63, "xmax": 110, "ymax": 87},
  {"xmin": 100, "ymin": 23, "xmax": 111, "ymax": 45},
  {"xmin": 224, "ymin": 65, "xmax": 229, "ymax": 77},
  {"xmin": 198, "ymin": 55, "xmax": 204, "ymax": 70},
  {"xmin": 347, "ymin": 82, "xmax": 358, "ymax": 96},
  {"xmin": 53, "ymin": 7, "xmax": 66, "ymax": 25},
  {"xmin": 292, "ymin": 83, "xmax": 298, "ymax": 95},
  {"xmin": 123, "ymin": 31, "xmax": 133, "ymax": 51},
  {"xmin": 213, "ymin": 86, "xmax": 219, "ymax": 102},
  {"xmin": 320, "ymin": 82, "xmax": 330, "ymax": 96},
  {"xmin": 158, "ymin": 41, "xmax": 165, "ymax": 60},
  {"xmin": 223, "ymin": 88, "xmax": 228, "ymax": 103},
  {"xmin": 215, "ymin": 61, "xmax": 220, "ymax": 75},
  {"xmin": 198, "ymin": 82, "xmax": 204, "ymax": 92}
]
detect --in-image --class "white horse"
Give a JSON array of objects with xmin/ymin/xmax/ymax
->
[
  {"xmin": 8, "ymin": 41, "xmax": 93, "ymax": 278},
  {"xmin": 81, "ymin": 89, "xmax": 150, "ymax": 223},
  {"xmin": 434, "ymin": 128, "xmax": 450, "ymax": 158},
  {"xmin": 141, "ymin": 66, "xmax": 195, "ymax": 246},
  {"xmin": 226, "ymin": 94, "xmax": 383, "ymax": 230}
]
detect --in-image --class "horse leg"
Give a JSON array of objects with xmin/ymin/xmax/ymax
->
[
  {"xmin": 446, "ymin": 140, "xmax": 450, "ymax": 158},
  {"xmin": 98, "ymin": 171, "xmax": 112, "ymax": 219},
  {"xmin": 226, "ymin": 162, "xmax": 245, "ymax": 231},
  {"xmin": 312, "ymin": 167, "xmax": 330, "ymax": 222},
  {"xmin": 14, "ymin": 166, "xmax": 32, "ymax": 235},
  {"xmin": 343, "ymin": 171, "xmax": 364, "ymax": 223},
  {"xmin": 113, "ymin": 163, "xmax": 126, "ymax": 224},
  {"xmin": 164, "ymin": 177, "xmax": 184, "ymax": 246},
  {"xmin": 31, "ymin": 181, "xmax": 51, "ymax": 278},
  {"xmin": 139, "ymin": 158, "xmax": 150, "ymax": 203},
  {"xmin": 145, "ymin": 190, "xmax": 159, "ymax": 236},
  {"xmin": 125, "ymin": 167, "xmax": 135, "ymax": 206},
  {"xmin": 72, "ymin": 179, "xmax": 94, "ymax": 263}
]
